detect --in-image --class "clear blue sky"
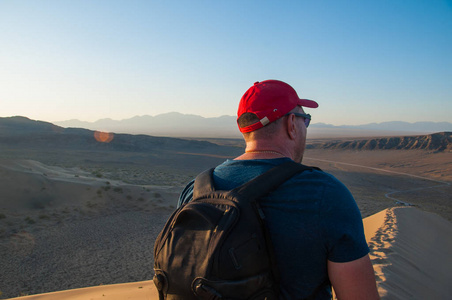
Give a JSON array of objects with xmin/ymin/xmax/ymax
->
[{"xmin": 1, "ymin": 0, "xmax": 451, "ymax": 125}]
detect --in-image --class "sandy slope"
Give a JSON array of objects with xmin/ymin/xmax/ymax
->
[
  {"xmin": 0, "ymin": 159, "xmax": 179, "ymax": 232},
  {"xmin": 6, "ymin": 207, "xmax": 452, "ymax": 300},
  {"xmin": 368, "ymin": 207, "xmax": 452, "ymax": 299}
]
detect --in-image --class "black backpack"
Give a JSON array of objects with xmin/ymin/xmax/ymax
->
[{"xmin": 153, "ymin": 161, "xmax": 316, "ymax": 299}]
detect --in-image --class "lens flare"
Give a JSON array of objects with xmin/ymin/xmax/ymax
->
[{"xmin": 94, "ymin": 131, "xmax": 114, "ymax": 143}]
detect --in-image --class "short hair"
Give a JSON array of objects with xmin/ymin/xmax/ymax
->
[
  {"xmin": 237, "ymin": 112, "xmax": 260, "ymax": 129},
  {"xmin": 238, "ymin": 112, "xmax": 283, "ymax": 140}
]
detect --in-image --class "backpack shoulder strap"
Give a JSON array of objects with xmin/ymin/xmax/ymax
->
[
  {"xmin": 193, "ymin": 168, "xmax": 215, "ymax": 199},
  {"xmin": 232, "ymin": 161, "xmax": 320, "ymax": 295},
  {"xmin": 232, "ymin": 161, "xmax": 318, "ymax": 201}
]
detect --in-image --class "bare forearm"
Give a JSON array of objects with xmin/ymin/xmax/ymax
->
[{"xmin": 328, "ymin": 255, "xmax": 380, "ymax": 300}]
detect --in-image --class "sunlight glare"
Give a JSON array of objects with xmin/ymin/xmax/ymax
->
[{"xmin": 94, "ymin": 131, "xmax": 114, "ymax": 143}]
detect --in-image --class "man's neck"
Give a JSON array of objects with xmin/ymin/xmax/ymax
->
[{"xmin": 235, "ymin": 149, "xmax": 288, "ymax": 160}]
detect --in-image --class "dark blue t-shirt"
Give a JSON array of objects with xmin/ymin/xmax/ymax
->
[{"xmin": 178, "ymin": 158, "xmax": 369, "ymax": 299}]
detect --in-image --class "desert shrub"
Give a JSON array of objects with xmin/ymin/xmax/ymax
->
[
  {"xmin": 25, "ymin": 217, "xmax": 35, "ymax": 224},
  {"xmin": 0, "ymin": 213, "xmax": 6, "ymax": 219},
  {"xmin": 31, "ymin": 201, "xmax": 46, "ymax": 209},
  {"xmin": 127, "ymin": 195, "xmax": 133, "ymax": 200},
  {"xmin": 137, "ymin": 197, "xmax": 145, "ymax": 202},
  {"xmin": 113, "ymin": 187, "xmax": 123, "ymax": 193},
  {"xmin": 154, "ymin": 192, "xmax": 162, "ymax": 198},
  {"xmin": 92, "ymin": 170, "xmax": 103, "ymax": 178},
  {"xmin": 103, "ymin": 186, "xmax": 111, "ymax": 191},
  {"xmin": 39, "ymin": 214, "xmax": 50, "ymax": 220},
  {"xmin": 86, "ymin": 201, "xmax": 97, "ymax": 208}
]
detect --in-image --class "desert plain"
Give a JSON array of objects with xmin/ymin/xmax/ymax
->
[{"xmin": 0, "ymin": 129, "xmax": 451, "ymax": 299}]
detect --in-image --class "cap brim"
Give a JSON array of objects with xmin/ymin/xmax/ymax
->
[{"xmin": 299, "ymin": 99, "xmax": 319, "ymax": 108}]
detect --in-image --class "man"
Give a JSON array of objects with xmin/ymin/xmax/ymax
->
[{"xmin": 178, "ymin": 80, "xmax": 380, "ymax": 299}]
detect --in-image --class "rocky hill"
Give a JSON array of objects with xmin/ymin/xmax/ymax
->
[{"xmin": 308, "ymin": 132, "xmax": 451, "ymax": 152}]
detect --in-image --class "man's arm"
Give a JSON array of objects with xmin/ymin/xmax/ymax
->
[{"xmin": 328, "ymin": 254, "xmax": 380, "ymax": 300}]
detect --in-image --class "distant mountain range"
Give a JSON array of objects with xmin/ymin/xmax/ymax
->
[
  {"xmin": 53, "ymin": 112, "xmax": 452, "ymax": 138},
  {"xmin": 1, "ymin": 116, "xmax": 451, "ymax": 153},
  {"xmin": 55, "ymin": 113, "xmax": 239, "ymax": 138}
]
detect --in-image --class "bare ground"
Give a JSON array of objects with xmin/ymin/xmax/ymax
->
[{"xmin": 0, "ymin": 149, "xmax": 450, "ymax": 298}]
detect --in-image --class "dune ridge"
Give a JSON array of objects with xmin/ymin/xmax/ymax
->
[
  {"xmin": 365, "ymin": 207, "xmax": 452, "ymax": 299},
  {"xmin": 6, "ymin": 207, "xmax": 452, "ymax": 300},
  {"xmin": 369, "ymin": 207, "xmax": 452, "ymax": 299}
]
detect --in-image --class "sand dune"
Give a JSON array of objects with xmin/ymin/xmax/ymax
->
[
  {"xmin": 7, "ymin": 207, "xmax": 452, "ymax": 300},
  {"xmin": 4, "ymin": 280, "xmax": 158, "ymax": 300},
  {"xmin": 368, "ymin": 207, "xmax": 452, "ymax": 299}
]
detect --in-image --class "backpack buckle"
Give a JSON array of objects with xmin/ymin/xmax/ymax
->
[
  {"xmin": 153, "ymin": 270, "xmax": 169, "ymax": 300},
  {"xmin": 193, "ymin": 278, "xmax": 223, "ymax": 300}
]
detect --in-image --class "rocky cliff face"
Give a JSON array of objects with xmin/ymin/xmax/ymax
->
[{"xmin": 309, "ymin": 132, "xmax": 451, "ymax": 152}]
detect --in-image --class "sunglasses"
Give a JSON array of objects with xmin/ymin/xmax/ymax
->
[{"xmin": 285, "ymin": 112, "xmax": 311, "ymax": 128}]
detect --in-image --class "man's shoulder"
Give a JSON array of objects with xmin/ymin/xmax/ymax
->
[
  {"xmin": 212, "ymin": 158, "xmax": 341, "ymax": 189},
  {"xmin": 178, "ymin": 158, "xmax": 349, "ymax": 207},
  {"xmin": 290, "ymin": 165, "xmax": 338, "ymax": 182},
  {"xmin": 274, "ymin": 163, "xmax": 353, "ymax": 205}
]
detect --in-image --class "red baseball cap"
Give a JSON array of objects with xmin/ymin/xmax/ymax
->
[{"xmin": 237, "ymin": 80, "xmax": 318, "ymax": 133}]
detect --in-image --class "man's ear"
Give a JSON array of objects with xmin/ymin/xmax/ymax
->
[{"xmin": 285, "ymin": 114, "xmax": 297, "ymax": 140}]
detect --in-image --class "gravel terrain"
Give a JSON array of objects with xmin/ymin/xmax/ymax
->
[{"xmin": 0, "ymin": 209, "xmax": 172, "ymax": 298}]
